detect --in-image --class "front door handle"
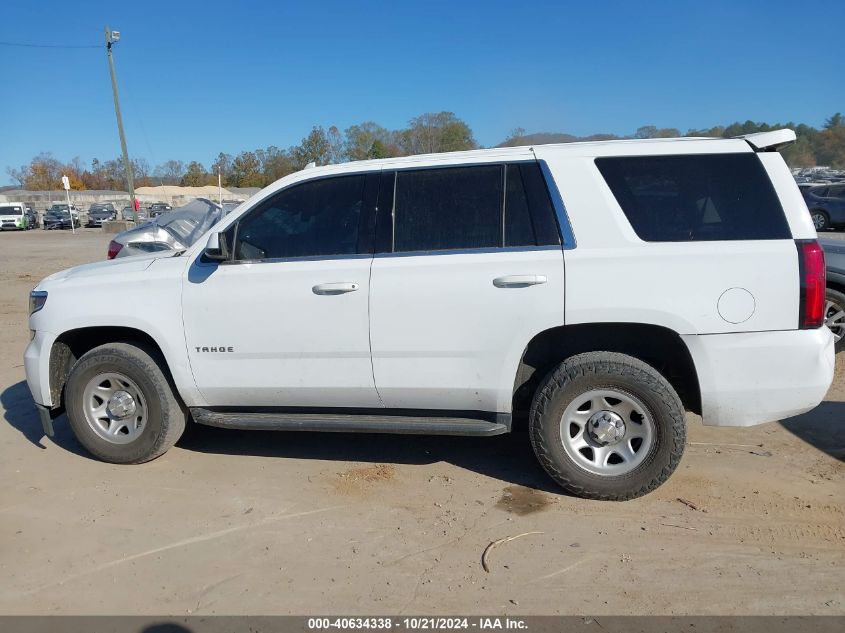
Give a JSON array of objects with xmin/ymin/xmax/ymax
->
[
  {"xmin": 312, "ymin": 282, "xmax": 360, "ymax": 295},
  {"xmin": 493, "ymin": 275, "xmax": 548, "ymax": 288}
]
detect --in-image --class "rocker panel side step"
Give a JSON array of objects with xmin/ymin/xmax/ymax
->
[{"xmin": 190, "ymin": 408, "xmax": 510, "ymax": 436}]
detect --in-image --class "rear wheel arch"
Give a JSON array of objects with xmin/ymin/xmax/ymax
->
[{"xmin": 512, "ymin": 323, "xmax": 701, "ymax": 421}]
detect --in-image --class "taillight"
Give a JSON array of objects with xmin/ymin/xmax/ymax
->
[
  {"xmin": 107, "ymin": 240, "xmax": 123, "ymax": 260},
  {"xmin": 796, "ymin": 239, "xmax": 825, "ymax": 329}
]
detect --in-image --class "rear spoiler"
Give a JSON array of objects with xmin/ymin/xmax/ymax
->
[{"xmin": 735, "ymin": 129, "xmax": 796, "ymax": 152}]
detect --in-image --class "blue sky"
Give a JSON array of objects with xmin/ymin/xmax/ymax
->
[{"xmin": 1, "ymin": 0, "xmax": 843, "ymax": 185}]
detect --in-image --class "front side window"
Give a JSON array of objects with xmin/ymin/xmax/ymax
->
[
  {"xmin": 596, "ymin": 153, "xmax": 791, "ymax": 242},
  {"xmin": 234, "ymin": 175, "xmax": 365, "ymax": 260}
]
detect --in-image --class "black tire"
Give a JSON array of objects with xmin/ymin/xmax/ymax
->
[
  {"xmin": 529, "ymin": 351, "xmax": 686, "ymax": 501},
  {"xmin": 825, "ymin": 287, "xmax": 845, "ymax": 353},
  {"xmin": 65, "ymin": 342, "xmax": 186, "ymax": 463},
  {"xmin": 810, "ymin": 209, "xmax": 830, "ymax": 232}
]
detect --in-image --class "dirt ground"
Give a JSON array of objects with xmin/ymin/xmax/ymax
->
[{"xmin": 0, "ymin": 229, "xmax": 843, "ymax": 615}]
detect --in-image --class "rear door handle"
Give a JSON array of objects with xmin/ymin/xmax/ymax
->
[
  {"xmin": 493, "ymin": 275, "xmax": 548, "ymax": 288},
  {"xmin": 312, "ymin": 282, "xmax": 360, "ymax": 295}
]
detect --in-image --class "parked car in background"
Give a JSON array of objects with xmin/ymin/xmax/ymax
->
[
  {"xmin": 45, "ymin": 203, "xmax": 81, "ymax": 222},
  {"xmin": 148, "ymin": 202, "xmax": 172, "ymax": 217},
  {"xmin": 86, "ymin": 203, "xmax": 117, "ymax": 227},
  {"xmin": 121, "ymin": 206, "xmax": 148, "ymax": 221},
  {"xmin": 803, "ymin": 184, "xmax": 845, "ymax": 231},
  {"xmin": 24, "ymin": 206, "xmax": 38, "ymax": 229},
  {"xmin": 42, "ymin": 209, "xmax": 81, "ymax": 230},
  {"xmin": 820, "ymin": 237, "xmax": 845, "ymax": 352},
  {"xmin": 0, "ymin": 202, "xmax": 28, "ymax": 230},
  {"xmin": 108, "ymin": 198, "xmax": 228, "ymax": 258}
]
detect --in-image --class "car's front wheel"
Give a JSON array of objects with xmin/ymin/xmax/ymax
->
[
  {"xmin": 65, "ymin": 342, "xmax": 186, "ymax": 463},
  {"xmin": 529, "ymin": 351, "xmax": 686, "ymax": 500}
]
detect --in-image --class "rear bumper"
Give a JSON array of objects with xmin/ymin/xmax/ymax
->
[{"xmin": 682, "ymin": 328, "xmax": 834, "ymax": 427}]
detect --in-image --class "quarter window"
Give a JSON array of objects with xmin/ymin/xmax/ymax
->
[
  {"xmin": 234, "ymin": 175, "xmax": 365, "ymax": 260},
  {"xmin": 596, "ymin": 154, "xmax": 791, "ymax": 242}
]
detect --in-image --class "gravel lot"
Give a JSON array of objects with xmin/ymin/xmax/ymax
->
[{"xmin": 0, "ymin": 229, "xmax": 843, "ymax": 615}]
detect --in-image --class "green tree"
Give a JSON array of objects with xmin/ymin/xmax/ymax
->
[
  {"xmin": 181, "ymin": 161, "xmax": 208, "ymax": 186},
  {"xmin": 825, "ymin": 113, "xmax": 844, "ymax": 129},
  {"xmin": 399, "ymin": 112, "xmax": 476, "ymax": 155},
  {"xmin": 344, "ymin": 121, "xmax": 395, "ymax": 161},
  {"xmin": 635, "ymin": 125, "xmax": 659, "ymax": 139},
  {"xmin": 262, "ymin": 146, "xmax": 296, "ymax": 183},
  {"xmin": 211, "ymin": 152, "xmax": 234, "ymax": 186},
  {"xmin": 818, "ymin": 114, "xmax": 845, "ymax": 168},
  {"xmin": 291, "ymin": 126, "xmax": 333, "ymax": 169},
  {"xmin": 230, "ymin": 151, "xmax": 264, "ymax": 187}
]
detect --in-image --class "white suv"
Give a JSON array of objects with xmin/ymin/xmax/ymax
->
[{"xmin": 24, "ymin": 129, "xmax": 834, "ymax": 499}]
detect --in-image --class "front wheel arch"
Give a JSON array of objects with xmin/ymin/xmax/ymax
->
[{"xmin": 49, "ymin": 326, "xmax": 181, "ymax": 413}]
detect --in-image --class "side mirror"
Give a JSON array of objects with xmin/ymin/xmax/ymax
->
[{"xmin": 204, "ymin": 231, "xmax": 230, "ymax": 261}]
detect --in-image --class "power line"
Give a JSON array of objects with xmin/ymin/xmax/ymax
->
[{"xmin": 0, "ymin": 40, "xmax": 100, "ymax": 49}]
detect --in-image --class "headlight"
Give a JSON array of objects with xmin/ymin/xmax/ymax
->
[{"xmin": 30, "ymin": 290, "xmax": 48, "ymax": 314}]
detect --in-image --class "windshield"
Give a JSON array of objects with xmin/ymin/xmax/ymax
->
[
  {"xmin": 0, "ymin": 206, "xmax": 23, "ymax": 216},
  {"xmin": 159, "ymin": 205, "xmax": 224, "ymax": 245}
]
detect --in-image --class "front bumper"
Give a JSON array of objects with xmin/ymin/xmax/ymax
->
[
  {"xmin": 24, "ymin": 330, "xmax": 57, "ymax": 409},
  {"xmin": 682, "ymin": 327, "xmax": 835, "ymax": 427}
]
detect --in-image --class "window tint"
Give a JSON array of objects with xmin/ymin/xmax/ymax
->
[
  {"xmin": 514, "ymin": 163, "xmax": 561, "ymax": 246},
  {"xmin": 0, "ymin": 206, "xmax": 23, "ymax": 216},
  {"xmin": 505, "ymin": 165, "xmax": 535, "ymax": 246},
  {"xmin": 596, "ymin": 154, "xmax": 791, "ymax": 242},
  {"xmin": 393, "ymin": 165, "xmax": 502, "ymax": 252},
  {"xmin": 234, "ymin": 175, "xmax": 365, "ymax": 260}
]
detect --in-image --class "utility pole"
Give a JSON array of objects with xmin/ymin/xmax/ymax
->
[{"xmin": 104, "ymin": 26, "xmax": 137, "ymax": 223}]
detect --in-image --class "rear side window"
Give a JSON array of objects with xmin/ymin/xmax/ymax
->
[
  {"xmin": 596, "ymin": 154, "xmax": 791, "ymax": 241},
  {"xmin": 393, "ymin": 165, "xmax": 502, "ymax": 252},
  {"xmin": 388, "ymin": 163, "xmax": 560, "ymax": 252}
]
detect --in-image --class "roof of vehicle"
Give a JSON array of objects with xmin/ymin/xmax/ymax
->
[{"xmin": 301, "ymin": 129, "xmax": 797, "ymax": 176}]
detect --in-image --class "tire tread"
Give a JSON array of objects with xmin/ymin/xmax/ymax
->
[{"xmin": 529, "ymin": 351, "xmax": 686, "ymax": 501}]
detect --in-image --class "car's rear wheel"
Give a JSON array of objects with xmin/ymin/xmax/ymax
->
[
  {"xmin": 825, "ymin": 288, "xmax": 845, "ymax": 353},
  {"xmin": 811, "ymin": 210, "xmax": 830, "ymax": 231},
  {"xmin": 65, "ymin": 342, "xmax": 186, "ymax": 463},
  {"xmin": 529, "ymin": 351, "xmax": 686, "ymax": 500}
]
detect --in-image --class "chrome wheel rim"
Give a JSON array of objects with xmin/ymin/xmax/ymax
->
[
  {"xmin": 812, "ymin": 213, "xmax": 826, "ymax": 230},
  {"xmin": 825, "ymin": 300, "xmax": 845, "ymax": 343},
  {"xmin": 560, "ymin": 388, "xmax": 655, "ymax": 476},
  {"xmin": 82, "ymin": 372, "xmax": 147, "ymax": 444}
]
